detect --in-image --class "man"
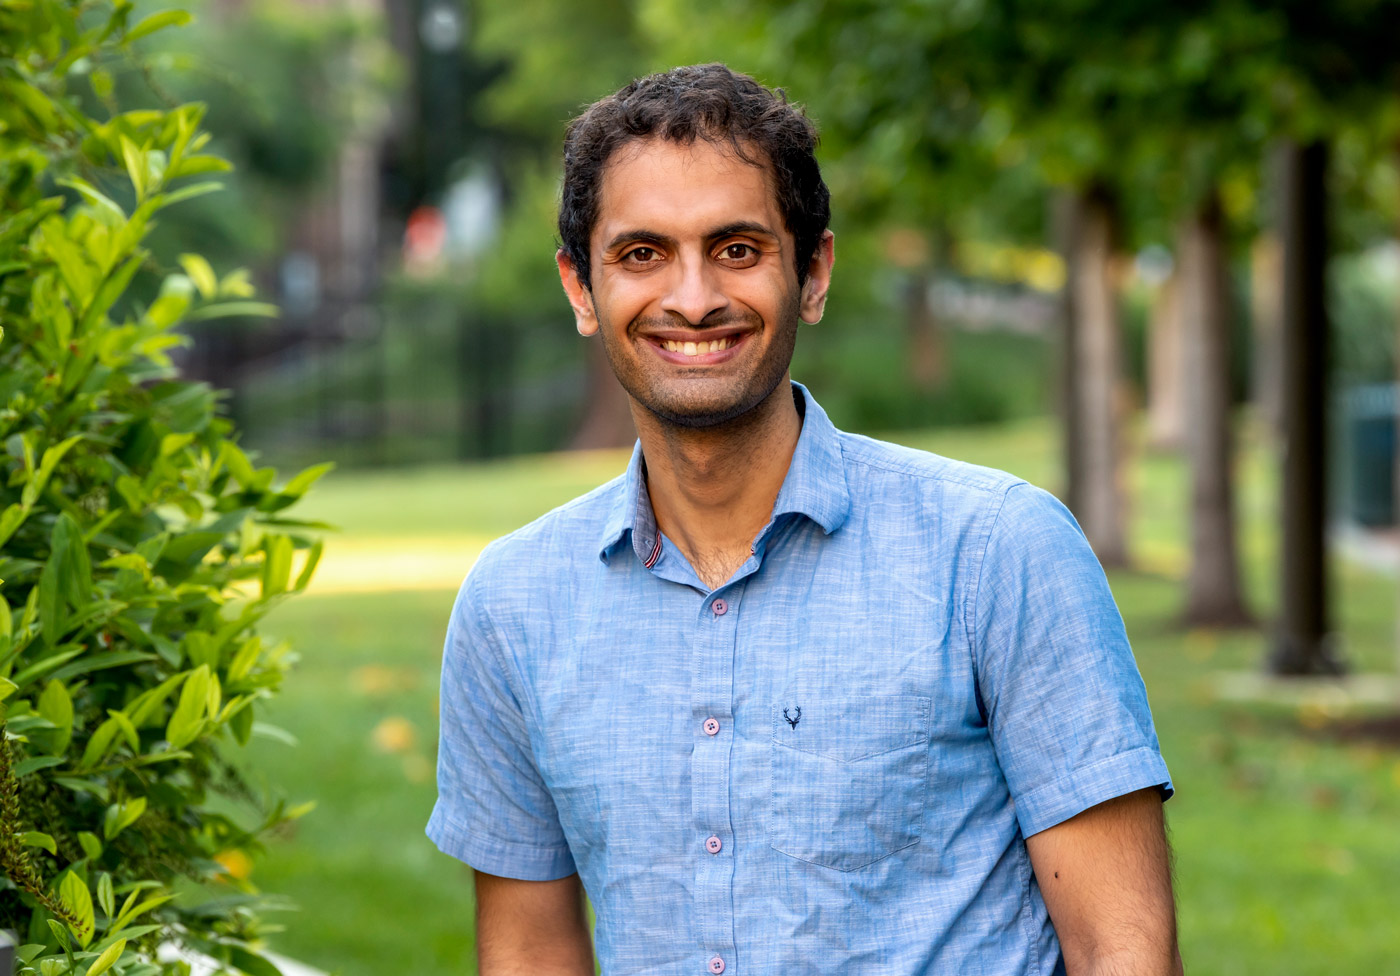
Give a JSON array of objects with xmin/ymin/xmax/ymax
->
[{"xmin": 428, "ymin": 64, "xmax": 1180, "ymax": 976}]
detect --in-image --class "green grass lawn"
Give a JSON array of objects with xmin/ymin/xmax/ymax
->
[{"xmin": 242, "ymin": 415, "xmax": 1400, "ymax": 976}]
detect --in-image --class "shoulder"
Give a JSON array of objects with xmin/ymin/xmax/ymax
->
[
  {"xmin": 454, "ymin": 472, "xmax": 627, "ymax": 622},
  {"xmin": 835, "ymin": 429, "xmax": 1031, "ymax": 512}
]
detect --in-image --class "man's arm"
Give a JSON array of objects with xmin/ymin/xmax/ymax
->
[
  {"xmin": 1025, "ymin": 788, "xmax": 1184, "ymax": 976},
  {"xmin": 474, "ymin": 871, "xmax": 593, "ymax": 975}
]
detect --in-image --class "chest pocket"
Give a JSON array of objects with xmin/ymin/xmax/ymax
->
[{"xmin": 769, "ymin": 695, "xmax": 932, "ymax": 872}]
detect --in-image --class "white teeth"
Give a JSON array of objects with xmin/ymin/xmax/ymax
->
[{"xmin": 683, "ymin": 341, "xmax": 697, "ymax": 356}]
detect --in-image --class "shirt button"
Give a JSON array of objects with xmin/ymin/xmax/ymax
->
[
  {"xmin": 703, "ymin": 718, "xmax": 720, "ymax": 736},
  {"xmin": 712, "ymin": 598, "xmax": 727, "ymax": 616},
  {"xmin": 705, "ymin": 835, "xmax": 722, "ymax": 854},
  {"xmin": 708, "ymin": 956, "xmax": 725, "ymax": 974}
]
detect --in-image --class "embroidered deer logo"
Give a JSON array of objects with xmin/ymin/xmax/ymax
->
[{"xmin": 783, "ymin": 706, "xmax": 802, "ymax": 729}]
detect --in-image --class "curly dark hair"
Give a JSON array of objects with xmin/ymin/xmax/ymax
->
[{"xmin": 558, "ymin": 63, "xmax": 830, "ymax": 290}]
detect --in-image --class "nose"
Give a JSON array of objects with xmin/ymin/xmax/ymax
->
[{"xmin": 660, "ymin": 252, "xmax": 728, "ymax": 326}]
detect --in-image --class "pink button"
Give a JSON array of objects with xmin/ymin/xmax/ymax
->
[
  {"xmin": 708, "ymin": 957, "xmax": 725, "ymax": 974},
  {"xmin": 712, "ymin": 598, "xmax": 727, "ymax": 616},
  {"xmin": 703, "ymin": 718, "xmax": 720, "ymax": 736},
  {"xmin": 705, "ymin": 834, "xmax": 722, "ymax": 854}
]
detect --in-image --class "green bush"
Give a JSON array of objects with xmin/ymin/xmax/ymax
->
[{"xmin": 1, "ymin": 3, "xmax": 326, "ymax": 973}]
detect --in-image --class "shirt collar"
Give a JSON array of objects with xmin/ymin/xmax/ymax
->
[{"xmin": 597, "ymin": 381, "xmax": 850, "ymax": 565}]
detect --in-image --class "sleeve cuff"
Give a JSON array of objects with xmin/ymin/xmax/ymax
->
[
  {"xmin": 426, "ymin": 804, "xmax": 578, "ymax": 881},
  {"xmin": 1014, "ymin": 745, "xmax": 1174, "ymax": 838}
]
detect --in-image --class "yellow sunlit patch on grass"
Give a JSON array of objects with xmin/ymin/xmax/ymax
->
[
  {"xmin": 351, "ymin": 665, "xmax": 420, "ymax": 696},
  {"xmin": 372, "ymin": 716, "xmax": 417, "ymax": 754},
  {"xmin": 1184, "ymin": 629, "xmax": 1218, "ymax": 662}
]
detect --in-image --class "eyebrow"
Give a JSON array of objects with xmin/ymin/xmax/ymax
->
[{"xmin": 602, "ymin": 221, "xmax": 782, "ymax": 254}]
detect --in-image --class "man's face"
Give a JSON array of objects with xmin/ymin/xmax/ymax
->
[{"xmin": 557, "ymin": 137, "xmax": 833, "ymax": 429}]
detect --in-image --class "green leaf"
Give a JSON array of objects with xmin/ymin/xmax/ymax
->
[
  {"xmin": 144, "ymin": 290, "xmax": 190, "ymax": 329},
  {"xmin": 280, "ymin": 462, "xmax": 334, "ymax": 499},
  {"xmin": 14, "ymin": 755, "xmax": 65, "ymax": 776},
  {"xmin": 125, "ymin": 8, "xmax": 193, "ymax": 43},
  {"xmin": 84, "ymin": 937, "xmax": 127, "ymax": 976},
  {"xmin": 19, "ymin": 831, "xmax": 57, "ymax": 854},
  {"xmin": 159, "ymin": 180, "xmax": 224, "ymax": 208},
  {"xmin": 118, "ymin": 135, "xmax": 146, "ymax": 201},
  {"xmin": 0, "ymin": 591, "xmax": 11, "ymax": 649},
  {"xmin": 225, "ymin": 636, "xmax": 261, "ymax": 683},
  {"xmin": 59, "ymin": 871, "xmax": 95, "ymax": 947},
  {"xmin": 168, "ymin": 154, "xmax": 232, "ymax": 178},
  {"xmin": 48, "ymin": 650, "xmax": 156, "ymax": 685},
  {"xmin": 261, "ymin": 536, "xmax": 293, "ymax": 597},
  {"xmin": 184, "ymin": 632, "xmax": 219, "ymax": 670},
  {"xmin": 108, "ymin": 709, "xmax": 140, "ymax": 754},
  {"xmin": 12, "ymin": 648, "xmax": 83, "ymax": 690},
  {"xmin": 56, "ymin": 176, "xmax": 126, "ymax": 224},
  {"xmin": 80, "ymin": 252, "xmax": 144, "ymax": 333},
  {"xmin": 229, "ymin": 701, "xmax": 254, "ymax": 745},
  {"xmin": 38, "ymin": 552, "xmax": 64, "ymax": 646},
  {"xmin": 96, "ymin": 872, "xmax": 115, "ymax": 917},
  {"xmin": 78, "ymin": 832, "xmax": 103, "ymax": 859},
  {"xmin": 47, "ymin": 918, "xmax": 72, "ymax": 951},
  {"xmin": 37, "ymin": 679, "xmax": 74, "ymax": 753},
  {"xmin": 186, "ymin": 301, "xmax": 280, "ymax": 321},
  {"xmin": 102, "ymin": 796, "xmax": 146, "ymax": 840},
  {"xmin": 292, "ymin": 539, "xmax": 323, "ymax": 591},
  {"xmin": 23, "ymin": 435, "xmax": 83, "ymax": 509},
  {"xmin": 220, "ymin": 442, "xmax": 258, "ymax": 490},
  {"xmin": 0, "ymin": 677, "xmax": 17, "ymax": 702},
  {"xmin": 124, "ymin": 673, "xmax": 183, "ymax": 726},
  {"xmin": 80, "ymin": 716, "xmax": 122, "ymax": 769},
  {"xmin": 178, "ymin": 253, "xmax": 217, "ymax": 299},
  {"xmin": 109, "ymin": 893, "xmax": 172, "ymax": 934},
  {"xmin": 166, "ymin": 665, "xmax": 210, "ymax": 748}
]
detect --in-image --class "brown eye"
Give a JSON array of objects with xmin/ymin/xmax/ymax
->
[
  {"xmin": 626, "ymin": 247, "xmax": 657, "ymax": 263},
  {"xmin": 721, "ymin": 244, "xmax": 757, "ymax": 263}
]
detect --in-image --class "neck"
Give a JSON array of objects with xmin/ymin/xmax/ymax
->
[{"xmin": 635, "ymin": 378, "xmax": 802, "ymax": 587}]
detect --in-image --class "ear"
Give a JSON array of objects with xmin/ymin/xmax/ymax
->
[
  {"xmin": 799, "ymin": 230, "xmax": 836, "ymax": 324},
  {"xmin": 557, "ymin": 248, "xmax": 599, "ymax": 336}
]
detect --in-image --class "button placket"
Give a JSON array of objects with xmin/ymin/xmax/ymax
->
[{"xmin": 691, "ymin": 584, "xmax": 741, "ymax": 975}]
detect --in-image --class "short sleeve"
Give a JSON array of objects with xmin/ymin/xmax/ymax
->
[
  {"xmin": 972, "ymin": 483, "xmax": 1172, "ymax": 838},
  {"xmin": 426, "ymin": 569, "xmax": 577, "ymax": 880}
]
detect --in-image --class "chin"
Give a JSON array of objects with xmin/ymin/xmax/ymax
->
[{"xmin": 636, "ymin": 378, "xmax": 785, "ymax": 430}]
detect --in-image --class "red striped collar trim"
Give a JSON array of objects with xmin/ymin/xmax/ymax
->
[{"xmin": 643, "ymin": 533, "xmax": 662, "ymax": 569}]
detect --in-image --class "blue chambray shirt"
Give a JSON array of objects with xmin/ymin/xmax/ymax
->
[{"xmin": 428, "ymin": 382, "xmax": 1172, "ymax": 976}]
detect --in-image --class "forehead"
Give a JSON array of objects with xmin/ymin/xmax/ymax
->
[{"xmin": 592, "ymin": 138, "xmax": 783, "ymax": 245}]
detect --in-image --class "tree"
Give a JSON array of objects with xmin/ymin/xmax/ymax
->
[{"xmin": 0, "ymin": 3, "xmax": 324, "ymax": 971}]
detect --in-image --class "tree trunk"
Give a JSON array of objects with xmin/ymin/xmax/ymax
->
[
  {"xmin": 1146, "ymin": 271, "xmax": 1184, "ymax": 451},
  {"xmin": 1270, "ymin": 140, "xmax": 1342, "ymax": 675},
  {"xmin": 905, "ymin": 270, "xmax": 945, "ymax": 390},
  {"xmin": 1053, "ymin": 191, "xmax": 1084, "ymax": 516},
  {"xmin": 1070, "ymin": 186, "xmax": 1129, "ymax": 567},
  {"xmin": 1179, "ymin": 194, "xmax": 1253, "ymax": 627},
  {"xmin": 570, "ymin": 339, "xmax": 637, "ymax": 450},
  {"xmin": 1250, "ymin": 233, "xmax": 1284, "ymax": 441}
]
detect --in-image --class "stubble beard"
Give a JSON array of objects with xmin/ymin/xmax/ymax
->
[{"xmin": 595, "ymin": 289, "xmax": 801, "ymax": 431}]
